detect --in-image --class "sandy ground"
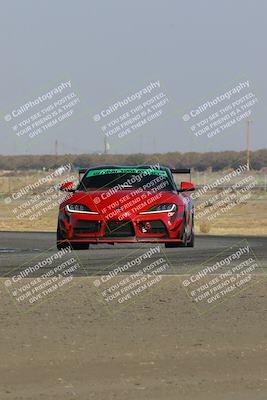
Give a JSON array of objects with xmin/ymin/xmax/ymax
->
[{"xmin": 1, "ymin": 275, "xmax": 267, "ymax": 400}]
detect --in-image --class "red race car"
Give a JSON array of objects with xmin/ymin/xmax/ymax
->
[{"xmin": 57, "ymin": 165, "xmax": 195, "ymax": 250}]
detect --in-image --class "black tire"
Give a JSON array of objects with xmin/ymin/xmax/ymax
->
[
  {"xmin": 186, "ymin": 231, "xmax": 194, "ymax": 247},
  {"xmin": 186, "ymin": 214, "xmax": 194, "ymax": 247},
  {"xmin": 57, "ymin": 222, "xmax": 69, "ymax": 250}
]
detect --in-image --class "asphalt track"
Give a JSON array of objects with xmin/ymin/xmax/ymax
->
[
  {"xmin": 0, "ymin": 231, "xmax": 266, "ymax": 276},
  {"xmin": 1, "ymin": 231, "xmax": 267, "ymax": 400}
]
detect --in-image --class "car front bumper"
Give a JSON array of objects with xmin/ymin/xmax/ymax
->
[{"xmin": 58, "ymin": 209, "xmax": 186, "ymax": 244}]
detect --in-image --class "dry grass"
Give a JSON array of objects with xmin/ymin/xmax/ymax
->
[
  {"xmin": 0, "ymin": 202, "xmax": 58, "ymax": 232},
  {"xmin": 195, "ymin": 199, "xmax": 267, "ymax": 236}
]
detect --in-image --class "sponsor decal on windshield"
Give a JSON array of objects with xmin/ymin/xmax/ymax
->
[{"xmin": 86, "ymin": 168, "xmax": 168, "ymax": 177}]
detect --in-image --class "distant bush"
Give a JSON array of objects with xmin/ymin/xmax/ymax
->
[{"xmin": 0, "ymin": 149, "xmax": 266, "ymax": 171}]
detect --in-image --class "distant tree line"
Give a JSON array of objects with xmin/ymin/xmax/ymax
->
[{"xmin": 0, "ymin": 149, "xmax": 266, "ymax": 171}]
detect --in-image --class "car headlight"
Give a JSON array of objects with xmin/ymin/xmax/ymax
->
[
  {"xmin": 140, "ymin": 203, "xmax": 178, "ymax": 214},
  {"xmin": 65, "ymin": 204, "xmax": 99, "ymax": 214}
]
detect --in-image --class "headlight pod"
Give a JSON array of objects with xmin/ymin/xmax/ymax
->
[
  {"xmin": 65, "ymin": 204, "xmax": 99, "ymax": 214},
  {"xmin": 140, "ymin": 203, "xmax": 178, "ymax": 214}
]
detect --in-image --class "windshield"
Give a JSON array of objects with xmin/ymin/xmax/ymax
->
[{"xmin": 78, "ymin": 168, "xmax": 175, "ymax": 192}]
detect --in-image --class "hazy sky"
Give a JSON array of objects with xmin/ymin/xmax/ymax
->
[{"xmin": 0, "ymin": 0, "xmax": 266, "ymax": 155}]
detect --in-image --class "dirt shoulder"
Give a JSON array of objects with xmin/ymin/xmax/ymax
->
[{"xmin": 1, "ymin": 276, "xmax": 267, "ymax": 400}]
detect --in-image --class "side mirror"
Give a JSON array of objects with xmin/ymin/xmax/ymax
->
[
  {"xmin": 179, "ymin": 181, "xmax": 195, "ymax": 192},
  {"xmin": 59, "ymin": 181, "xmax": 75, "ymax": 192}
]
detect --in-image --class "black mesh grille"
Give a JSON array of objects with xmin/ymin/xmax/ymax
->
[
  {"xmin": 105, "ymin": 221, "xmax": 135, "ymax": 237},
  {"xmin": 74, "ymin": 220, "xmax": 101, "ymax": 234}
]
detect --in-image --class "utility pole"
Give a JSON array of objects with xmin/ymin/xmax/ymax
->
[
  {"xmin": 104, "ymin": 136, "xmax": 110, "ymax": 154},
  {"xmin": 55, "ymin": 139, "xmax": 58, "ymax": 166},
  {"xmin": 246, "ymin": 119, "xmax": 252, "ymax": 171}
]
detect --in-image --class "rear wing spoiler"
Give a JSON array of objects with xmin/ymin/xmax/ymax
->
[
  {"xmin": 78, "ymin": 168, "xmax": 87, "ymax": 182},
  {"xmin": 170, "ymin": 168, "xmax": 191, "ymax": 182},
  {"xmin": 79, "ymin": 167, "xmax": 191, "ymax": 182},
  {"xmin": 79, "ymin": 168, "xmax": 191, "ymax": 182}
]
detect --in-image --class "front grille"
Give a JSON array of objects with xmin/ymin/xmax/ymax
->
[
  {"xmin": 74, "ymin": 220, "xmax": 101, "ymax": 234},
  {"xmin": 105, "ymin": 220, "xmax": 135, "ymax": 237}
]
